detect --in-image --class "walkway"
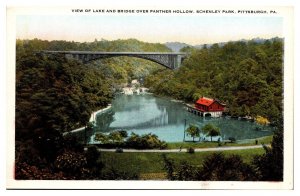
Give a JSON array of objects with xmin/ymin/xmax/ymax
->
[{"xmin": 95, "ymin": 145, "xmax": 267, "ymax": 153}]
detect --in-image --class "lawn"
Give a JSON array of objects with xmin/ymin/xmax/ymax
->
[{"xmin": 100, "ymin": 148, "xmax": 265, "ymax": 180}]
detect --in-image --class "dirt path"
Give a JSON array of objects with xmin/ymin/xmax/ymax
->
[{"xmin": 96, "ymin": 145, "xmax": 266, "ymax": 153}]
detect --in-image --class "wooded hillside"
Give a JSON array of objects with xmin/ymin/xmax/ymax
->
[{"xmin": 145, "ymin": 38, "xmax": 283, "ymax": 123}]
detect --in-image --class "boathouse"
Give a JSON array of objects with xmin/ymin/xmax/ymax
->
[{"xmin": 187, "ymin": 97, "xmax": 226, "ymax": 117}]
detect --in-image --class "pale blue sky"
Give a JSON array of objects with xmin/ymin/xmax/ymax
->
[{"xmin": 17, "ymin": 15, "xmax": 283, "ymax": 45}]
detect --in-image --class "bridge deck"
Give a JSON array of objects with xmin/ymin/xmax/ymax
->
[
  {"xmin": 40, "ymin": 50, "xmax": 187, "ymax": 69},
  {"xmin": 40, "ymin": 50, "xmax": 186, "ymax": 55}
]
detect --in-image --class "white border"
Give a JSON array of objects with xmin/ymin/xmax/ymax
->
[{"xmin": 3, "ymin": 0, "xmax": 297, "ymax": 191}]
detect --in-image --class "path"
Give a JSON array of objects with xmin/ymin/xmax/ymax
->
[{"xmin": 94, "ymin": 145, "xmax": 267, "ymax": 153}]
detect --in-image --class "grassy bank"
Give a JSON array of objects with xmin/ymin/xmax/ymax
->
[
  {"xmin": 166, "ymin": 135, "xmax": 273, "ymax": 149},
  {"xmin": 100, "ymin": 148, "xmax": 265, "ymax": 180}
]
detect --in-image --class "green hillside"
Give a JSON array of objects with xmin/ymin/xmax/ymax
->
[
  {"xmin": 15, "ymin": 38, "xmax": 171, "ymax": 179},
  {"xmin": 145, "ymin": 39, "xmax": 283, "ymax": 123}
]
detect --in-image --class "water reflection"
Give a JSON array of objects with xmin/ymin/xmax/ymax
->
[
  {"xmin": 93, "ymin": 94, "xmax": 273, "ymax": 142},
  {"xmin": 95, "ymin": 110, "xmax": 115, "ymax": 133}
]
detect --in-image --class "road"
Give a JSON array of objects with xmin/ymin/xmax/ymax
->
[{"xmin": 95, "ymin": 145, "xmax": 267, "ymax": 153}]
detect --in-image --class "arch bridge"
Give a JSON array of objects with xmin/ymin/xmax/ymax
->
[{"xmin": 40, "ymin": 51, "xmax": 187, "ymax": 69}]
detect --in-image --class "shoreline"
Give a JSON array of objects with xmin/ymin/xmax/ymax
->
[
  {"xmin": 147, "ymin": 92, "xmax": 260, "ymax": 122},
  {"xmin": 63, "ymin": 104, "xmax": 112, "ymax": 136},
  {"xmin": 64, "ymin": 93, "xmax": 273, "ymax": 142},
  {"xmin": 89, "ymin": 104, "xmax": 112, "ymax": 123}
]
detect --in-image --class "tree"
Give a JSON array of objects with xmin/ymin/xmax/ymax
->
[
  {"xmin": 85, "ymin": 122, "xmax": 94, "ymax": 144},
  {"xmin": 252, "ymin": 129, "xmax": 283, "ymax": 180},
  {"xmin": 118, "ymin": 130, "xmax": 128, "ymax": 138},
  {"xmin": 198, "ymin": 153, "xmax": 257, "ymax": 181},
  {"xmin": 108, "ymin": 131, "xmax": 124, "ymax": 143},
  {"xmin": 126, "ymin": 133, "xmax": 167, "ymax": 149},
  {"xmin": 255, "ymin": 116, "xmax": 270, "ymax": 125},
  {"xmin": 144, "ymin": 39, "xmax": 283, "ymax": 125},
  {"xmin": 85, "ymin": 146, "xmax": 104, "ymax": 177},
  {"xmin": 186, "ymin": 124, "xmax": 200, "ymax": 142},
  {"xmin": 162, "ymin": 153, "xmax": 257, "ymax": 181},
  {"xmin": 15, "ymin": 38, "xmax": 173, "ymax": 180},
  {"xmin": 175, "ymin": 161, "xmax": 198, "ymax": 180},
  {"xmin": 162, "ymin": 154, "xmax": 175, "ymax": 180},
  {"xmin": 94, "ymin": 133, "xmax": 109, "ymax": 143},
  {"xmin": 202, "ymin": 123, "xmax": 221, "ymax": 142}
]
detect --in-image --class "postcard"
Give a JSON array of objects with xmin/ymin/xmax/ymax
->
[{"xmin": 6, "ymin": 4, "xmax": 294, "ymax": 189}]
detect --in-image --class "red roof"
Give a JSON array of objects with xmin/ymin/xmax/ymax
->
[{"xmin": 196, "ymin": 97, "xmax": 214, "ymax": 106}]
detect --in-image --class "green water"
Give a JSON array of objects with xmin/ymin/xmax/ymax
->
[{"xmin": 93, "ymin": 94, "xmax": 273, "ymax": 142}]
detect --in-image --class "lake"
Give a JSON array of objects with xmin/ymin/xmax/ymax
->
[{"xmin": 91, "ymin": 94, "xmax": 273, "ymax": 143}]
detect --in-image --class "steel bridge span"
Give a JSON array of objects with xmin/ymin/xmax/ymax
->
[{"xmin": 40, "ymin": 51, "xmax": 187, "ymax": 69}]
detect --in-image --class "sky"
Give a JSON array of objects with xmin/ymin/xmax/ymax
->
[{"xmin": 16, "ymin": 15, "xmax": 283, "ymax": 45}]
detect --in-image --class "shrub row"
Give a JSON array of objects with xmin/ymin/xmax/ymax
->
[{"xmin": 94, "ymin": 131, "xmax": 167, "ymax": 149}]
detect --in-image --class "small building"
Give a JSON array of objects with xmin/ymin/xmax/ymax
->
[
  {"xmin": 131, "ymin": 79, "xmax": 139, "ymax": 85},
  {"xmin": 187, "ymin": 97, "xmax": 226, "ymax": 117}
]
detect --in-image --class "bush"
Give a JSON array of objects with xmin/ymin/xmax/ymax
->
[
  {"xmin": 199, "ymin": 153, "xmax": 257, "ymax": 181},
  {"xmin": 115, "ymin": 148, "xmax": 123, "ymax": 153},
  {"xmin": 228, "ymin": 137, "xmax": 236, "ymax": 143},
  {"xmin": 187, "ymin": 147, "xmax": 195, "ymax": 153},
  {"xmin": 95, "ymin": 130, "xmax": 127, "ymax": 144},
  {"xmin": 95, "ymin": 132, "xmax": 167, "ymax": 149},
  {"xmin": 109, "ymin": 131, "xmax": 124, "ymax": 143},
  {"xmin": 162, "ymin": 152, "xmax": 258, "ymax": 181},
  {"xmin": 160, "ymin": 142, "xmax": 168, "ymax": 149},
  {"xmin": 126, "ymin": 133, "xmax": 167, "ymax": 149},
  {"xmin": 54, "ymin": 151, "xmax": 87, "ymax": 174},
  {"xmin": 255, "ymin": 116, "xmax": 270, "ymax": 125},
  {"xmin": 94, "ymin": 133, "xmax": 109, "ymax": 143},
  {"xmin": 118, "ymin": 130, "xmax": 128, "ymax": 138},
  {"xmin": 85, "ymin": 146, "xmax": 101, "ymax": 167}
]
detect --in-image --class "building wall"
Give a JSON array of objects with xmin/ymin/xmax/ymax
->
[
  {"xmin": 195, "ymin": 103, "xmax": 206, "ymax": 112},
  {"xmin": 188, "ymin": 106, "xmax": 223, "ymax": 118},
  {"xmin": 208, "ymin": 101, "xmax": 225, "ymax": 112},
  {"xmin": 204, "ymin": 111, "xmax": 223, "ymax": 117}
]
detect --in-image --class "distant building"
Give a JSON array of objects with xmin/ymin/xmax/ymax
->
[
  {"xmin": 131, "ymin": 79, "xmax": 139, "ymax": 85},
  {"xmin": 187, "ymin": 97, "xmax": 226, "ymax": 117}
]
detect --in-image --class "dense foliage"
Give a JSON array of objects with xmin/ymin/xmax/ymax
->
[
  {"xmin": 185, "ymin": 124, "xmax": 200, "ymax": 142},
  {"xmin": 95, "ymin": 132, "xmax": 167, "ymax": 149},
  {"xmin": 15, "ymin": 38, "xmax": 170, "ymax": 180},
  {"xmin": 16, "ymin": 54, "xmax": 112, "ymax": 136},
  {"xmin": 145, "ymin": 39, "xmax": 283, "ymax": 123},
  {"xmin": 252, "ymin": 128, "xmax": 283, "ymax": 180},
  {"xmin": 202, "ymin": 123, "xmax": 221, "ymax": 142},
  {"xmin": 15, "ymin": 38, "xmax": 283, "ymax": 181},
  {"xmin": 157, "ymin": 39, "xmax": 285, "ymax": 181},
  {"xmin": 163, "ymin": 128, "xmax": 283, "ymax": 181},
  {"xmin": 17, "ymin": 38, "xmax": 170, "ymax": 83},
  {"xmin": 163, "ymin": 152, "xmax": 257, "ymax": 181},
  {"xmin": 125, "ymin": 133, "xmax": 167, "ymax": 149}
]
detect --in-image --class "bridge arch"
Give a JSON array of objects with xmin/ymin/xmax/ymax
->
[{"xmin": 40, "ymin": 51, "xmax": 187, "ymax": 70}]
